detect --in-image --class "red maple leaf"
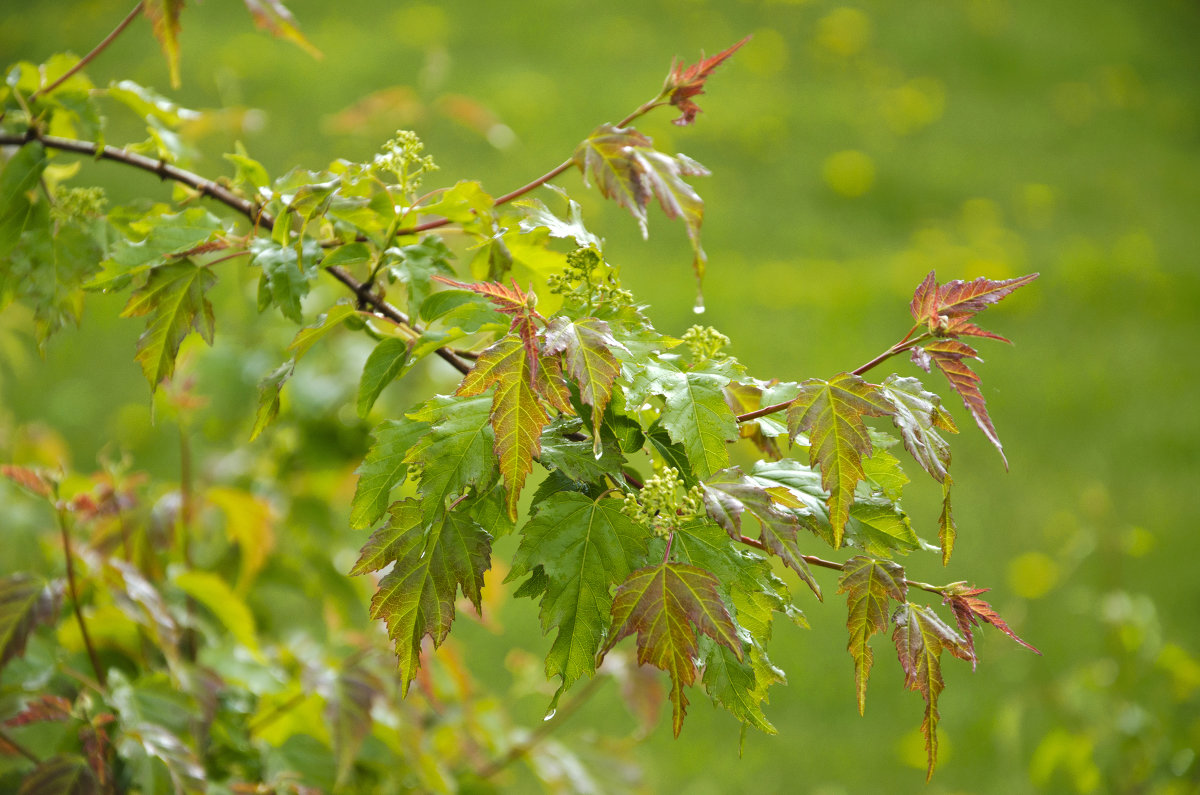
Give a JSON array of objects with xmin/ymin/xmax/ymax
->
[
  {"xmin": 943, "ymin": 584, "xmax": 1040, "ymax": 669},
  {"xmin": 661, "ymin": 36, "xmax": 750, "ymax": 126}
]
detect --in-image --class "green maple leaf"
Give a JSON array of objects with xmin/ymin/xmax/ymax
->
[
  {"xmin": 601, "ymin": 560, "xmax": 741, "ymax": 736},
  {"xmin": 0, "ymin": 142, "xmax": 47, "ymax": 259},
  {"xmin": 457, "ymin": 335, "xmax": 553, "ymax": 519},
  {"xmin": 787, "ymin": 373, "xmax": 893, "ymax": 546},
  {"xmin": 120, "ymin": 260, "xmax": 216, "ymax": 389},
  {"xmin": 405, "ymin": 394, "xmax": 497, "ymax": 523},
  {"xmin": 387, "ymin": 238, "xmax": 455, "ymax": 315},
  {"xmin": 700, "ymin": 466, "xmax": 821, "ymax": 600},
  {"xmin": 629, "ymin": 359, "xmax": 737, "ymax": 480},
  {"xmin": 143, "ymin": 0, "xmax": 186, "ymax": 87},
  {"xmin": 0, "ymin": 574, "xmax": 60, "ymax": 668},
  {"xmin": 838, "ymin": 555, "xmax": 907, "ymax": 716},
  {"xmin": 877, "ymin": 375, "xmax": 957, "ymax": 485},
  {"xmin": 542, "ymin": 316, "xmax": 625, "ymax": 441},
  {"xmin": 357, "ymin": 337, "xmax": 411, "ymax": 418},
  {"xmin": 891, "ymin": 602, "xmax": 974, "ymax": 780},
  {"xmin": 349, "ymin": 413, "xmax": 431, "ymax": 530},
  {"xmin": 353, "ymin": 500, "xmax": 491, "ymax": 696},
  {"xmin": 574, "ymin": 123, "xmax": 710, "ymax": 288},
  {"xmin": 507, "ymin": 493, "xmax": 648, "ymax": 701},
  {"xmin": 847, "ymin": 496, "xmax": 920, "ymax": 558},
  {"xmin": 250, "ymin": 238, "xmax": 320, "ymax": 322},
  {"xmin": 939, "ymin": 480, "xmax": 956, "ymax": 566}
]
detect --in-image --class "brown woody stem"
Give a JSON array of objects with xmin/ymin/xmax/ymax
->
[{"xmin": 0, "ymin": 727, "xmax": 41, "ymax": 764}]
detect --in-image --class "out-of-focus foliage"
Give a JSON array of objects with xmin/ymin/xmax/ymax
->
[{"xmin": 2, "ymin": 1, "xmax": 1198, "ymax": 793}]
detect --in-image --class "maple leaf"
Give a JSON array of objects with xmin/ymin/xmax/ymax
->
[
  {"xmin": 404, "ymin": 394, "xmax": 497, "ymax": 523},
  {"xmin": 601, "ymin": 561, "xmax": 741, "ymax": 736},
  {"xmin": 457, "ymin": 335, "xmax": 554, "ymax": 519},
  {"xmin": 629, "ymin": 359, "xmax": 738, "ymax": 480},
  {"xmin": 910, "ymin": 270, "xmax": 1039, "ymax": 329},
  {"xmin": 507, "ymin": 493, "xmax": 648, "ymax": 701},
  {"xmin": 1, "ymin": 574, "xmax": 61, "ymax": 668},
  {"xmin": 837, "ymin": 556, "xmax": 907, "ymax": 716},
  {"xmin": 354, "ymin": 499, "xmax": 491, "ymax": 696},
  {"xmin": 891, "ymin": 602, "xmax": 974, "ymax": 780},
  {"xmin": 16, "ymin": 755, "xmax": 98, "ymax": 795},
  {"xmin": 4, "ymin": 694, "xmax": 73, "ymax": 727},
  {"xmin": 573, "ymin": 124, "xmax": 710, "ymax": 287},
  {"xmin": 143, "ymin": 0, "xmax": 185, "ymax": 88},
  {"xmin": 907, "ymin": 270, "xmax": 1038, "ymax": 467},
  {"xmin": 787, "ymin": 373, "xmax": 893, "ymax": 546},
  {"xmin": 661, "ymin": 36, "xmax": 751, "ymax": 126},
  {"xmin": 942, "ymin": 583, "xmax": 1041, "ymax": 669},
  {"xmin": 120, "ymin": 260, "xmax": 216, "ymax": 389},
  {"xmin": 915, "ymin": 338, "xmax": 1010, "ymax": 468},
  {"xmin": 349, "ymin": 413, "xmax": 431, "ymax": 529},
  {"xmin": 876, "ymin": 375, "xmax": 957, "ymax": 485},
  {"xmin": 542, "ymin": 316, "xmax": 626, "ymax": 441},
  {"xmin": 434, "ymin": 275, "xmax": 543, "ymax": 376},
  {"xmin": 241, "ymin": 0, "xmax": 322, "ymax": 58},
  {"xmin": 700, "ymin": 466, "xmax": 821, "ymax": 600}
]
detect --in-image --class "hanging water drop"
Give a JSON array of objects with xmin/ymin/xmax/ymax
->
[
  {"xmin": 693, "ymin": 291, "xmax": 706, "ymax": 314},
  {"xmin": 543, "ymin": 708, "xmax": 557, "ymax": 722}
]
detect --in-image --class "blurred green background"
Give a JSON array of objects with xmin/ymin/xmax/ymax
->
[{"xmin": 3, "ymin": 0, "xmax": 1199, "ymax": 792}]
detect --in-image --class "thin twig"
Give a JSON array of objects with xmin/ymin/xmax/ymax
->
[
  {"xmin": 0, "ymin": 727, "xmax": 41, "ymax": 764},
  {"xmin": 30, "ymin": 2, "xmax": 144, "ymax": 101},
  {"xmin": 734, "ymin": 534, "xmax": 947, "ymax": 595},
  {"xmin": 56, "ymin": 506, "xmax": 107, "ymax": 688},
  {"xmin": 477, "ymin": 674, "xmax": 608, "ymax": 780}
]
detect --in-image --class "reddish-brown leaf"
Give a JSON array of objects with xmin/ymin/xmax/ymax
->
[
  {"xmin": 662, "ymin": 36, "xmax": 751, "ymax": 126},
  {"xmin": 943, "ymin": 584, "xmax": 1041, "ymax": 669},
  {"xmin": 891, "ymin": 602, "xmax": 974, "ymax": 780},
  {"xmin": 4, "ymin": 694, "xmax": 73, "ymax": 726},
  {"xmin": 601, "ymin": 561, "xmax": 741, "ymax": 736},
  {"xmin": 922, "ymin": 338, "xmax": 1010, "ymax": 468},
  {"xmin": 0, "ymin": 465, "xmax": 52, "ymax": 498},
  {"xmin": 933, "ymin": 273, "xmax": 1040, "ymax": 319},
  {"xmin": 433, "ymin": 275, "xmax": 544, "ymax": 378}
]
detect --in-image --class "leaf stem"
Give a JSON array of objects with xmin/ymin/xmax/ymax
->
[
  {"xmin": 30, "ymin": 3, "xmax": 145, "ymax": 102},
  {"xmin": 56, "ymin": 504, "xmax": 106, "ymax": 688},
  {"xmin": 734, "ymin": 535, "xmax": 948, "ymax": 595}
]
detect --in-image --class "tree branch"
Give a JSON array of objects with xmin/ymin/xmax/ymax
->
[
  {"xmin": 0, "ymin": 129, "xmax": 474, "ymax": 376},
  {"xmin": 56, "ymin": 505, "xmax": 106, "ymax": 688},
  {"xmin": 0, "ymin": 727, "xmax": 41, "ymax": 764}
]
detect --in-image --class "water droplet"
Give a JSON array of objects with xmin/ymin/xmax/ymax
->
[
  {"xmin": 692, "ymin": 295, "xmax": 706, "ymax": 314},
  {"xmin": 543, "ymin": 708, "xmax": 557, "ymax": 721},
  {"xmin": 593, "ymin": 436, "xmax": 604, "ymax": 460}
]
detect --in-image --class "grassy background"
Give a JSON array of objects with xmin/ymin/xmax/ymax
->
[{"xmin": 3, "ymin": 0, "xmax": 1199, "ymax": 792}]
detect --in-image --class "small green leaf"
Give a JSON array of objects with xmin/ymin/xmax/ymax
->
[
  {"xmin": 172, "ymin": 569, "xmax": 259, "ymax": 654},
  {"xmin": 251, "ymin": 359, "xmax": 294, "ymax": 441},
  {"xmin": 286, "ymin": 304, "xmax": 357, "ymax": 359},
  {"xmin": 357, "ymin": 337, "xmax": 411, "ymax": 418},
  {"xmin": 0, "ymin": 142, "xmax": 47, "ymax": 258},
  {"xmin": 405, "ymin": 394, "xmax": 497, "ymax": 523},
  {"xmin": 120, "ymin": 260, "xmax": 217, "ymax": 389},
  {"xmin": 142, "ymin": 0, "xmax": 185, "ymax": 87},
  {"xmin": 350, "ymin": 414, "xmax": 431, "ymax": 530}
]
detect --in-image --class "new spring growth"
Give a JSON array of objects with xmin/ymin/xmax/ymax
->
[
  {"xmin": 372, "ymin": 130, "xmax": 438, "ymax": 196},
  {"xmin": 547, "ymin": 246, "xmax": 634, "ymax": 310},
  {"xmin": 50, "ymin": 186, "xmax": 106, "ymax": 225},
  {"xmin": 681, "ymin": 324, "xmax": 730, "ymax": 364},
  {"xmin": 621, "ymin": 466, "xmax": 706, "ymax": 537}
]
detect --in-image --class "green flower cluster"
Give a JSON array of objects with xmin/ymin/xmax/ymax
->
[
  {"xmin": 681, "ymin": 324, "xmax": 730, "ymax": 363},
  {"xmin": 547, "ymin": 246, "xmax": 633, "ymax": 310},
  {"xmin": 372, "ymin": 129, "xmax": 438, "ymax": 194},
  {"xmin": 621, "ymin": 466, "xmax": 706, "ymax": 537},
  {"xmin": 50, "ymin": 185, "xmax": 106, "ymax": 224}
]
